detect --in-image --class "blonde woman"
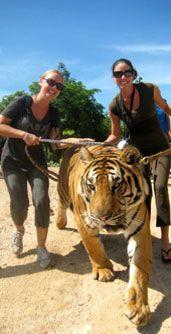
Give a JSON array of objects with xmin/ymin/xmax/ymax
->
[{"xmin": 0, "ymin": 69, "xmax": 93, "ymax": 268}]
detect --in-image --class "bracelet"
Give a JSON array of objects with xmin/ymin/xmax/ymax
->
[{"xmin": 22, "ymin": 132, "xmax": 29, "ymax": 141}]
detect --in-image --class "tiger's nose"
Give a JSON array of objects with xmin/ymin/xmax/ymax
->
[{"xmin": 99, "ymin": 212, "xmax": 112, "ymax": 221}]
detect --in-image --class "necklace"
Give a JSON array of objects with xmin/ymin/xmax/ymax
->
[
  {"xmin": 121, "ymin": 86, "xmax": 135, "ymax": 113},
  {"xmin": 120, "ymin": 86, "xmax": 136, "ymax": 128}
]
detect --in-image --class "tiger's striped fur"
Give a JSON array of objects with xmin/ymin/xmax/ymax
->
[{"xmin": 56, "ymin": 145, "xmax": 152, "ymax": 327}]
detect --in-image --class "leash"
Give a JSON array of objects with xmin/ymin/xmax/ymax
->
[
  {"xmin": 39, "ymin": 138, "xmax": 114, "ymax": 146},
  {"xmin": 25, "ymin": 146, "xmax": 59, "ymax": 182},
  {"xmin": 39, "ymin": 138, "xmax": 171, "ymax": 164},
  {"xmin": 25, "ymin": 139, "xmax": 171, "ymax": 182},
  {"xmin": 25, "ymin": 140, "xmax": 114, "ymax": 182},
  {"xmin": 141, "ymin": 147, "xmax": 171, "ymax": 164}
]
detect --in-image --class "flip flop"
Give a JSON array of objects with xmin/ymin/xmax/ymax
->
[{"xmin": 161, "ymin": 248, "xmax": 171, "ymax": 263}]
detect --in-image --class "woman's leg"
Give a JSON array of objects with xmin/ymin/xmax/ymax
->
[
  {"xmin": 152, "ymin": 156, "xmax": 171, "ymax": 260},
  {"xmin": 161, "ymin": 226, "xmax": 170, "ymax": 251},
  {"xmin": 2, "ymin": 157, "xmax": 29, "ymax": 254},
  {"xmin": 28, "ymin": 167, "xmax": 50, "ymax": 231},
  {"xmin": 36, "ymin": 227, "xmax": 48, "ymax": 248},
  {"xmin": 28, "ymin": 167, "xmax": 53, "ymax": 268}
]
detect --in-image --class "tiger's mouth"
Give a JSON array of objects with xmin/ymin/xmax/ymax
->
[{"xmin": 102, "ymin": 224, "xmax": 124, "ymax": 233}]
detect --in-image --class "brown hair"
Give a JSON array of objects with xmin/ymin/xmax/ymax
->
[{"xmin": 111, "ymin": 59, "xmax": 138, "ymax": 79}]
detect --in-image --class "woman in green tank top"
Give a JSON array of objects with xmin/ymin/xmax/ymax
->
[{"xmin": 105, "ymin": 58, "xmax": 171, "ymax": 262}]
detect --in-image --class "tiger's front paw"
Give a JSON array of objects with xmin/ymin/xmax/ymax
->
[
  {"xmin": 125, "ymin": 287, "xmax": 150, "ymax": 327},
  {"xmin": 92, "ymin": 267, "xmax": 115, "ymax": 282}
]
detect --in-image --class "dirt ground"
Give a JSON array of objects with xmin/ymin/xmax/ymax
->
[{"xmin": 0, "ymin": 169, "xmax": 171, "ymax": 334}]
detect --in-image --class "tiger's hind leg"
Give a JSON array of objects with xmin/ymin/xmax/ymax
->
[
  {"xmin": 56, "ymin": 188, "xmax": 68, "ymax": 230},
  {"xmin": 125, "ymin": 218, "xmax": 152, "ymax": 328}
]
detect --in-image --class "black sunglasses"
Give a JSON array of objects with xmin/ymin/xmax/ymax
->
[
  {"xmin": 44, "ymin": 78, "xmax": 64, "ymax": 91},
  {"xmin": 113, "ymin": 69, "xmax": 133, "ymax": 79}
]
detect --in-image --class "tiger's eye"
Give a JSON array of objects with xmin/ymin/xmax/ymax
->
[{"xmin": 88, "ymin": 184, "xmax": 95, "ymax": 191}]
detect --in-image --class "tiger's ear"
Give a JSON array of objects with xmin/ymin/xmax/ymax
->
[
  {"xmin": 121, "ymin": 145, "xmax": 141, "ymax": 165},
  {"xmin": 79, "ymin": 147, "xmax": 94, "ymax": 164}
]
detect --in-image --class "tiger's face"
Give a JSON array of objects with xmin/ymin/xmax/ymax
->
[{"xmin": 77, "ymin": 146, "xmax": 149, "ymax": 238}]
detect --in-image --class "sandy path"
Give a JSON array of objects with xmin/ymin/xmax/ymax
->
[{"xmin": 0, "ymin": 172, "xmax": 171, "ymax": 334}]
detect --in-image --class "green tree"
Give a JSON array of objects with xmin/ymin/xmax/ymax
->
[
  {"xmin": 58, "ymin": 62, "xmax": 71, "ymax": 80},
  {"xmin": 28, "ymin": 82, "xmax": 40, "ymax": 95},
  {"xmin": 135, "ymin": 76, "xmax": 143, "ymax": 83},
  {"xmin": 0, "ymin": 91, "xmax": 25, "ymax": 112},
  {"xmin": 53, "ymin": 63, "xmax": 108, "ymax": 139},
  {"xmin": 53, "ymin": 78, "xmax": 107, "ymax": 140}
]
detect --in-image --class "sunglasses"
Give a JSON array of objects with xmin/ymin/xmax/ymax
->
[
  {"xmin": 44, "ymin": 78, "xmax": 64, "ymax": 91},
  {"xmin": 113, "ymin": 69, "xmax": 133, "ymax": 79}
]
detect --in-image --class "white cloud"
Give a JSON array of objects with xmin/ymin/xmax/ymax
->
[
  {"xmin": 0, "ymin": 56, "xmax": 80, "ymax": 84},
  {"xmin": 84, "ymin": 73, "xmax": 114, "ymax": 91},
  {"xmin": 0, "ymin": 55, "xmax": 82, "ymax": 100},
  {"xmin": 104, "ymin": 44, "xmax": 171, "ymax": 54},
  {"xmin": 136, "ymin": 61, "xmax": 171, "ymax": 85},
  {"xmin": 0, "ymin": 58, "xmax": 37, "ymax": 82}
]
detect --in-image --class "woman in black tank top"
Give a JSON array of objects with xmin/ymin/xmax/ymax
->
[
  {"xmin": 0, "ymin": 69, "xmax": 93, "ymax": 269},
  {"xmin": 105, "ymin": 58, "xmax": 171, "ymax": 262}
]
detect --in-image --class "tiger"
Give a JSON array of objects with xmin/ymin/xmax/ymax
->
[{"xmin": 56, "ymin": 144, "xmax": 152, "ymax": 328}]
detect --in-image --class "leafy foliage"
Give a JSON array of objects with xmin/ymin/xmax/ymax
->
[
  {"xmin": 49, "ymin": 63, "xmax": 108, "ymax": 140},
  {"xmin": 28, "ymin": 82, "xmax": 40, "ymax": 95},
  {"xmin": 0, "ymin": 91, "xmax": 25, "ymax": 112},
  {"xmin": 135, "ymin": 76, "xmax": 143, "ymax": 83}
]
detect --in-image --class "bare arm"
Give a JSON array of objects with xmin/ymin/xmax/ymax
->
[
  {"xmin": 166, "ymin": 114, "xmax": 170, "ymax": 130},
  {"xmin": 166, "ymin": 112, "xmax": 171, "ymax": 140},
  {"xmin": 0, "ymin": 115, "xmax": 25, "ymax": 138},
  {"xmin": 0, "ymin": 114, "xmax": 39, "ymax": 146},
  {"xmin": 105, "ymin": 111, "xmax": 121, "ymax": 144},
  {"xmin": 153, "ymin": 85, "xmax": 171, "ymax": 116}
]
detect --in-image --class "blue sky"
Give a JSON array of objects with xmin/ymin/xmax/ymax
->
[{"xmin": 1, "ymin": 0, "xmax": 171, "ymax": 112}]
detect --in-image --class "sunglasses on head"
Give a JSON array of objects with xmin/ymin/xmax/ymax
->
[
  {"xmin": 113, "ymin": 69, "xmax": 133, "ymax": 79},
  {"xmin": 44, "ymin": 78, "xmax": 64, "ymax": 91}
]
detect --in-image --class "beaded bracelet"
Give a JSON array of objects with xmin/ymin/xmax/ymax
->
[{"xmin": 22, "ymin": 132, "xmax": 29, "ymax": 141}]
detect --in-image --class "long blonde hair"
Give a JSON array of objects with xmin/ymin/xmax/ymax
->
[{"xmin": 41, "ymin": 69, "xmax": 63, "ymax": 81}]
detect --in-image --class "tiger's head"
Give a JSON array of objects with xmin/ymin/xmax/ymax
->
[{"xmin": 75, "ymin": 145, "xmax": 149, "ymax": 238}]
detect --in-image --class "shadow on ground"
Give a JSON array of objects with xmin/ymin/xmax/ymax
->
[{"xmin": 1, "ymin": 229, "xmax": 171, "ymax": 333}]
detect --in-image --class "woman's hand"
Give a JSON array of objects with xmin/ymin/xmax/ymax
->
[
  {"xmin": 105, "ymin": 112, "xmax": 121, "ymax": 144},
  {"xmin": 22, "ymin": 132, "xmax": 40, "ymax": 146}
]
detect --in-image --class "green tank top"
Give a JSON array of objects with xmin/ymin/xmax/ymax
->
[{"xmin": 109, "ymin": 82, "xmax": 169, "ymax": 156}]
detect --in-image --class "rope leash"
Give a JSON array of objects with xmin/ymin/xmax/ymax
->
[
  {"xmin": 25, "ymin": 139, "xmax": 171, "ymax": 182},
  {"xmin": 25, "ymin": 146, "xmax": 59, "ymax": 182},
  {"xmin": 39, "ymin": 138, "xmax": 114, "ymax": 146},
  {"xmin": 25, "ymin": 140, "xmax": 114, "ymax": 182},
  {"xmin": 141, "ymin": 147, "xmax": 171, "ymax": 164},
  {"xmin": 40, "ymin": 138, "xmax": 171, "ymax": 163}
]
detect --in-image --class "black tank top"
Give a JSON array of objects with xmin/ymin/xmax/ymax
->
[
  {"xmin": 109, "ymin": 82, "xmax": 169, "ymax": 156},
  {"xmin": 1, "ymin": 95, "xmax": 59, "ymax": 170}
]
